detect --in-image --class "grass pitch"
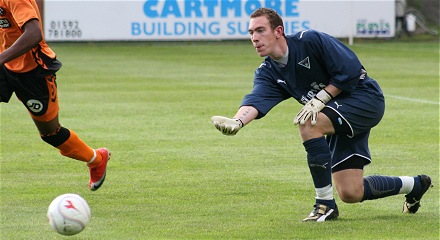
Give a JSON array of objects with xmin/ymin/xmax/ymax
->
[{"xmin": 1, "ymin": 38, "xmax": 438, "ymax": 239}]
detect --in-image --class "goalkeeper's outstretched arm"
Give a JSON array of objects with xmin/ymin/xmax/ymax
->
[
  {"xmin": 233, "ymin": 106, "xmax": 258, "ymax": 126},
  {"xmin": 211, "ymin": 106, "xmax": 258, "ymax": 136}
]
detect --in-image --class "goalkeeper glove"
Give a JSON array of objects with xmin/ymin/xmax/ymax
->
[
  {"xmin": 211, "ymin": 116, "xmax": 243, "ymax": 136},
  {"xmin": 293, "ymin": 89, "xmax": 333, "ymax": 125}
]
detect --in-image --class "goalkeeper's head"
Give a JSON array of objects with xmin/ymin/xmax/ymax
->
[{"xmin": 250, "ymin": 7, "xmax": 286, "ymax": 38}]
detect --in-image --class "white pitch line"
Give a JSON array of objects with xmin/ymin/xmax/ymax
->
[{"xmin": 385, "ymin": 94, "xmax": 440, "ymax": 105}]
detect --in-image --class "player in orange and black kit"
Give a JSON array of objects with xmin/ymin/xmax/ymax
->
[{"xmin": 0, "ymin": 0, "xmax": 110, "ymax": 191}]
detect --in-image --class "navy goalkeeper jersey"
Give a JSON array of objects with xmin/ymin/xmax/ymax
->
[{"xmin": 241, "ymin": 29, "xmax": 372, "ymax": 119}]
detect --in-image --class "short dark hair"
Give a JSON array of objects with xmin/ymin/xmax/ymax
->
[{"xmin": 250, "ymin": 8, "xmax": 285, "ymax": 35}]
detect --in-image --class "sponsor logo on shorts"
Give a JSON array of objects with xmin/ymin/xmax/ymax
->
[
  {"xmin": 27, "ymin": 99, "xmax": 43, "ymax": 113},
  {"xmin": 334, "ymin": 101, "xmax": 342, "ymax": 109}
]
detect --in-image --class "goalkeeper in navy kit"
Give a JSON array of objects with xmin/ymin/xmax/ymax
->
[{"xmin": 211, "ymin": 8, "xmax": 432, "ymax": 222}]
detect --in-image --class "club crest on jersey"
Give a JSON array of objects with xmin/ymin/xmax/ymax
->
[
  {"xmin": 0, "ymin": 8, "xmax": 5, "ymax": 16},
  {"xmin": 298, "ymin": 57, "xmax": 310, "ymax": 69}
]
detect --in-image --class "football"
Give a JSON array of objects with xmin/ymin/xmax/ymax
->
[{"xmin": 47, "ymin": 193, "xmax": 91, "ymax": 236}]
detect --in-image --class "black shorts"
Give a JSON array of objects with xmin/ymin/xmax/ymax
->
[
  {"xmin": 319, "ymin": 77, "xmax": 385, "ymax": 171},
  {"xmin": 0, "ymin": 65, "xmax": 59, "ymax": 122}
]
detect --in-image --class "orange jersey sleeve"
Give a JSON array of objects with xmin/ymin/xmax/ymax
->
[{"xmin": 0, "ymin": 0, "xmax": 58, "ymax": 73}]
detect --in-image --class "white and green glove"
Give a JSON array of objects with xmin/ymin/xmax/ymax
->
[
  {"xmin": 211, "ymin": 116, "xmax": 243, "ymax": 136},
  {"xmin": 293, "ymin": 89, "xmax": 333, "ymax": 125}
]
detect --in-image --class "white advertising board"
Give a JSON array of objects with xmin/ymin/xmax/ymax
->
[{"xmin": 44, "ymin": 0, "xmax": 395, "ymax": 41}]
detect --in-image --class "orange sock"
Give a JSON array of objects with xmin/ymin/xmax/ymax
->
[
  {"xmin": 57, "ymin": 130, "xmax": 102, "ymax": 167},
  {"xmin": 87, "ymin": 151, "xmax": 103, "ymax": 168}
]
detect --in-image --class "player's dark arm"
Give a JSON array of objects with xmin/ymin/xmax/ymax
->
[
  {"xmin": 0, "ymin": 19, "xmax": 42, "ymax": 65},
  {"xmin": 323, "ymin": 84, "xmax": 342, "ymax": 99}
]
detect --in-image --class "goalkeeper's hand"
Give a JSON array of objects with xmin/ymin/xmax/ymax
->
[
  {"xmin": 211, "ymin": 116, "xmax": 243, "ymax": 136},
  {"xmin": 293, "ymin": 89, "xmax": 333, "ymax": 125}
]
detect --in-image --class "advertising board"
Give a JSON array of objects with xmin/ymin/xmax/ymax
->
[{"xmin": 44, "ymin": 0, "xmax": 395, "ymax": 41}]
